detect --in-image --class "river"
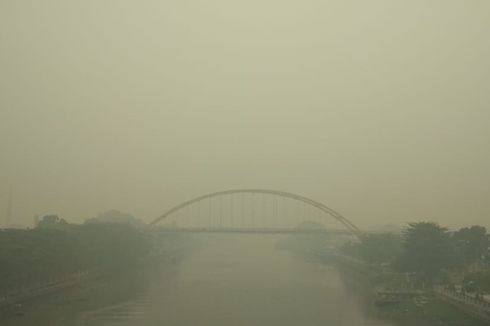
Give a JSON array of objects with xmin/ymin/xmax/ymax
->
[{"xmin": 81, "ymin": 234, "xmax": 391, "ymax": 326}]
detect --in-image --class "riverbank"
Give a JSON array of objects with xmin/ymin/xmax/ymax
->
[
  {"xmin": 278, "ymin": 238, "xmax": 489, "ymax": 326},
  {"xmin": 0, "ymin": 233, "xmax": 196, "ymax": 326},
  {"xmin": 0, "ymin": 267, "xmax": 156, "ymax": 326},
  {"xmin": 331, "ymin": 255, "xmax": 489, "ymax": 326},
  {"xmin": 376, "ymin": 295, "xmax": 488, "ymax": 326}
]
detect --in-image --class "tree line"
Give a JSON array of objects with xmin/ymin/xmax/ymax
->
[
  {"xmin": 0, "ymin": 215, "xmax": 152, "ymax": 293},
  {"xmin": 341, "ymin": 222, "xmax": 490, "ymax": 289}
]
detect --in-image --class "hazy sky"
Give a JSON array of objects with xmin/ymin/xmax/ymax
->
[{"xmin": 1, "ymin": 1, "xmax": 489, "ymax": 229}]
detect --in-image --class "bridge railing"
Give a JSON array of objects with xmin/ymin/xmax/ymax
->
[
  {"xmin": 435, "ymin": 287, "xmax": 490, "ymax": 320},
  {"xmin": 0, "ymin": 270, "xmax": 90, "ymax": 308}
]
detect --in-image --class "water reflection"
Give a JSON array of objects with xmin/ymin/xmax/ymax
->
[{"xmin": 82, "ymin": 234, "xmax": 391, "ymax": 326}]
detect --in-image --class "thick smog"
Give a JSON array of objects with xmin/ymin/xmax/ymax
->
[{"xmin": 1, "ymin": 1, "xmax": 490, "ymax": 325}]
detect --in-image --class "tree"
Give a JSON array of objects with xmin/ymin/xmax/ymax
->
[
  {"xmin": 452, "ymin": 225, "xmax": 489, "ymax": 266},
  {"xmin": 85, "ymin": 210, "xmax": 143, "ymax": 228},
  {"xmin": 397, "ymin": 222, "xmax": 455, "ymax": 283},
  {"xmin": 75, "ymin": 223, "xmax": 152, "ymax": 270},
  {"xmin": 0, "ymin": 228, "xmax": 81, "ymax": 291},
  {"xmin": 37, "ymin": 215, "xmax": 69, "ymax": 229},
  {"xmin": 0, "ymin": 219, "xmax": 152, "ymax": 291},
  {"xmin": 341, "ymin": 233, "xmax": 403, "ymax": 264}
]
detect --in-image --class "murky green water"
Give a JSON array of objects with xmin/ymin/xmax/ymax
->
[{"xmin": 81, "ymin": 234, "xmax": 390, "ymax": 326}]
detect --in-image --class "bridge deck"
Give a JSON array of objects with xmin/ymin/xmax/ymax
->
[{"xmin": 152, "ymin": 227, "xmax": 360, "ymax": 235}]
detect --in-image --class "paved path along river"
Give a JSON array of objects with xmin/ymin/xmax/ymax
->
[{"xmin": 81, "ymin": 234, "xmax": 391, "ymax": 326}]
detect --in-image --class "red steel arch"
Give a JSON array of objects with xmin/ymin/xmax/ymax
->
[{"xmin": 150, "ymin": 189, "xmax": 362, "ymax": 238}]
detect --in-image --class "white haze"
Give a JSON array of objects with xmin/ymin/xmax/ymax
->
[{"xmin": 1, "ymin": 1, "xmax": 490, "ymax": 230}]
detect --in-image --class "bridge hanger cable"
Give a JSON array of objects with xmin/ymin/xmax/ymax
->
[{"xmin": 150, "ymin": 189, "xmax": 363, "ymax": 238}]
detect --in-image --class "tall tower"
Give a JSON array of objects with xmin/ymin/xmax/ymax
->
[{"xmin": 5, "ymin": 186, "xmax": 13, "ymax": 227}]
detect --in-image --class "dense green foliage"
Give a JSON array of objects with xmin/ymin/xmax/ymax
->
[
  {"xmin": 36, "ymin": 214, "xmax": 69, "ymax": 229},
  {"xmin": 0, "ymin": 217, "xmax": 152, "ymax": 292},
  {"xmin": 397, "ymin": 222, "xmax": 455, "ymax": 281},
  {"xmin": 380, "ymin": 299, "xmax": 489, "ymax": 326},
  {"xmin": 341, "ymin": 222, "xmax": 490, "ymax": 285},
  {"xmin": 85, "ymin": 210, "xmax": 143, "ymax": 228},
  {"xmin": 0, "ymin": 228, "xmax": 81, "ymax": 291},
  {"xmin": 342, "ymin": 233, "xmax": 403, "ymax": 264},
  {"xmin": 453, "ymin": 225, "xmax": 489, "ymax": 266},
  {"xmin": 463, "ymin": 271, "xmax": 490, "ymax": 293}
]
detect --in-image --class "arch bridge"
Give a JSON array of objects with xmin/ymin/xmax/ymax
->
[{"xmin": 150, "ymin": 189, "xmax": 363, "ymax": 238}]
